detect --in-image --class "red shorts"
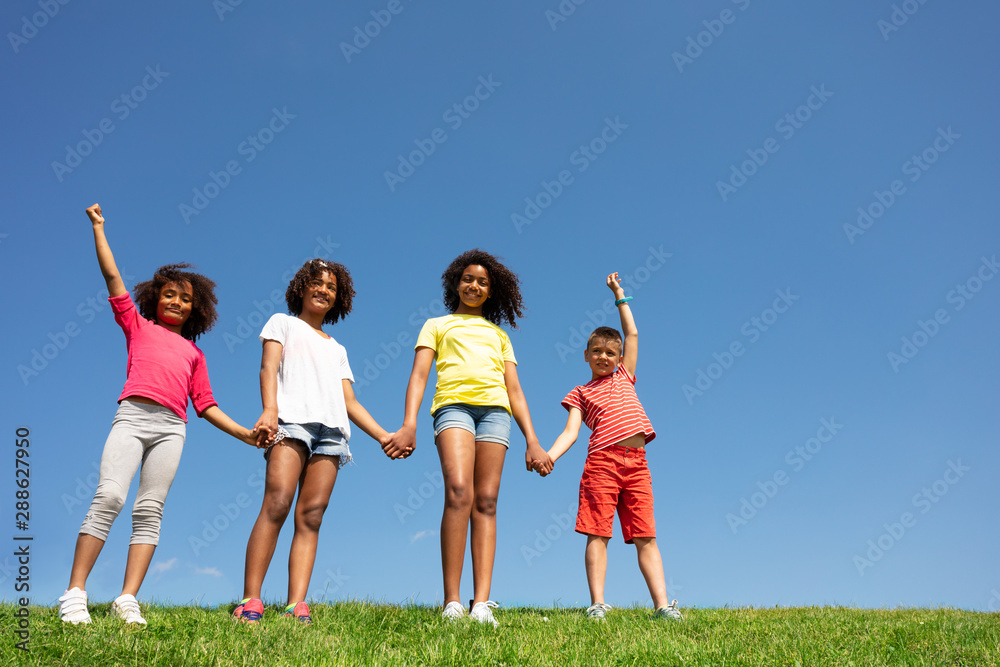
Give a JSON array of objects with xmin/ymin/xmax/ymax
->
[{"xmin": 576, "ymin": 444, "xmax": 656, "ymax": 544}]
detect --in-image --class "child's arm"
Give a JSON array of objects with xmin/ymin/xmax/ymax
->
[
  {"xmin": 86, "ymin": 203, "xmax": 127, "ymax": 298},
  {"xmin": 546, "ymin": 407, "xmax": 584, "ymax": 471},
  {"xmin": 504, "ymin": 361, "xmax": 554, "ymax": 475},
  {"xmin": 252, "ymin": 340, "xmax": 282, "ymax": 447},
  {"xmin": 342, "ymin": 380, "xmax": 392, "ymax": 445},
  {"xmin": 608, "ymin": 272, "xmax": 637, "ymax": 376},
  {"xmin": 199, "ymin": 405, "xmax": 259, "ymax": 446},
  {"xmin": 384, "ymin": 347, "xmax": 435, "ymax": 459}
]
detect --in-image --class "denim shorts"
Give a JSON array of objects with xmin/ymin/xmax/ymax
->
[
  {"xmin": 266, "ymin": 420, "xmax": 352, "ymax": 468},
  {"xmin": 432, "ymin": 403, "xmax": 511, "ymax": 448}
]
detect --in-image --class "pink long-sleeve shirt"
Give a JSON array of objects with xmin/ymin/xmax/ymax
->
[{"xmin": 111, "ymin": 293, "xmax": 217, "ymax": 422}]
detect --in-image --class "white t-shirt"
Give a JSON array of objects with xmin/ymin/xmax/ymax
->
[{"xmin": 259, "ymin": 313, "xmax": 354, "ymax": 437}]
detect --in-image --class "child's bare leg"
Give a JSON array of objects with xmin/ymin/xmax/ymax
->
[
  {"xmin": 68, "ymin": 534, "xmax": 106, "ymax": 590},
  {"xmin": 470, "ymin": 441, "xmax": 506, "ymax": 604},
  {"xmin": 585, "ymin": 535, "xmax": 610, "ymax": 605},
  {"xmin": 287, "ymin": 454, "xmax": 339, "ymax": 604},
  {"xmin": 121, "ymin": 544, "xmax": 156, "ymax": 596},
  {"xmin": 242, "ymin": 441, "xmax": 307, "ymax": 599},
  {"xmin": 633, "ymin": 536, "xmax": 669, "ymax": 609},
  {"xmin": 437, "ymin": 428, "xmax": 477, "ymax": 605}
]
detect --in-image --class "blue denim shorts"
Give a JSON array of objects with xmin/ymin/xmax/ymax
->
[
  {"xmin": 432, "ymin": 403, "xmax": 511, "ymax": 448},
  {"xmin": 267, "ymin": 420, "xmax": 352, "ymax": 468}
]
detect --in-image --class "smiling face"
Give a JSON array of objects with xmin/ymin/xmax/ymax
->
[
  {"xmin": 300, "ymin": 270, "xmax": 337, "ymax": 316},
  {"xmin": 155, "ymin": 280, "xmax": 194, "ymax": 330},
  {"xmin": 455, "ymin": 264, "xmax": 491, "ymax": 313},
  {"xmin": 586, "ymin": 336, "xmax": 622, "ymax": 378}
]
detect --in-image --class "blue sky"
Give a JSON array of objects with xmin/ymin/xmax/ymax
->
[{"xmin": 3, "ymin": 0, "xmax": 999, "ymax": 612}]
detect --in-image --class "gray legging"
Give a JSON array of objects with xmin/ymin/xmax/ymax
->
[{"xmin": 79, "ymin": 400, "xmax": 185, "ymax": 545}]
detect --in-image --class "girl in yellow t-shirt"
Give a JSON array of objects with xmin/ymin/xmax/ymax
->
[{"xmin": 385, "ymin": 249, "xmax": 553, "ymax": 626}]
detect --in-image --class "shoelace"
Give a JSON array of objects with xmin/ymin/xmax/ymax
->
[
  {"xmin": 285, "ymin": 603, "xmax": 311, "ymax": 622},
  {"xmin": 240, "ymin": 601, "xmax": 263, "ymax": 622}
]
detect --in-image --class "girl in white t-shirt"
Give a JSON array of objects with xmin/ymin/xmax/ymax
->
[{"xmin": 234, "ymin": 259, "xmax": 394, "ymax": 624}]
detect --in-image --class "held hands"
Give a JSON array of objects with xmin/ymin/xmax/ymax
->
[
  {"xmin": 85, "ymin": 203, "xmax": 104, "ymax": 226},
  {"xmin": 525, "ymin": 440, "xmax": 553, "ymax": 476},
  {"xmin": 607, "ymin": 272, "xmax": 625, "ymax": 300},
  {"xmin": 382, "ymin": 425, "xmax": 415, "ymax": 460},
  {"xmin": 253, "ymin": 409, "xmax": 279, "ymax": 448},
  {"xmin": 244, "ymin": 426, "xmax": 268, "ymax": 449}
]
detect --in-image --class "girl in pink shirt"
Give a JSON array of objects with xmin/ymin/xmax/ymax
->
[{"xmin": 58, "ymin": 204, "xmax": 259, "ymax": 627}]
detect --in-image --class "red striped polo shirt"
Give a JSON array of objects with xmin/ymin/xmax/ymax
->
[{"xmin": 561, "ymin": 365, "xmax": 655, "ymax": 453}]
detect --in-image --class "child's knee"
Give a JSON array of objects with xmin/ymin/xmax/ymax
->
[
  {"xmin": 473, "ymin": 493, "xmax": 499, "ymax": 517},
  {"xmin": 295, "ymin": 502, "xmax": 327, "ymax": 532},
  {"xmin": 92, "ymin": 482, "xmax": 128, "ymax": 515},
  {"xmin": 632, "ymin": 536, "xmax": 657, "ymax": 549},
  {"xmin": 444, "ymin": 483, "xmax": 474, "ymax": 510},
  {"xmin": 263, "ymin": 493, "xmax": 295, "ymax": 523}
]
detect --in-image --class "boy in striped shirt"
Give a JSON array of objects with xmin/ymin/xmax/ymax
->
[{"xmin": 542, "ymin": 272, "xmax": 681, "ymax": 621}]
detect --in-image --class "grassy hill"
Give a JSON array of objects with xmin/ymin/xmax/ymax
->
[{"xmin": 3, "ymin": 602, "xmax": 998, "ymax": 666}]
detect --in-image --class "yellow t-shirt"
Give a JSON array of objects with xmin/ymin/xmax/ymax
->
[{"xmin": 415, "ymin": 314, "xmax": 516, "ymax": 416}]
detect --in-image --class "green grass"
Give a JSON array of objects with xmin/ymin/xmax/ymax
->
[{"xmin": 3, "ymin": 602, "xmax": 998, "ymax": 666}]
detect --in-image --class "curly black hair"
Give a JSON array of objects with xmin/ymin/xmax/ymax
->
[
  {"xmin": 442, "ymin": 249, "xmax": 524, "ymax": 328},
  {"xmin": 285, "ymin": 258, "xmax": 355, "ymax": 325},
  {"xmin": 134, "ymin": 263, "xmax": 218, "ymax": 341},
  {"xmin": 587, "ymin": 326, "xmax": 622, "ymax": 352}
]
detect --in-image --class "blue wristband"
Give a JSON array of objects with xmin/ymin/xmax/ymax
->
[{"xmin": 615, "ymin": 296, "xmax": 633, "ymax": 306}]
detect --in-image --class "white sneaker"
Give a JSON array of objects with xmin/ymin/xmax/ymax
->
[
  {"xmin": 58, "ymin": 587, "xmax": 92, "ymax": 625},
  {"xmin": 655, "ymin": 599, "xmax": 683, "ymax": 621},
  {"xmin": 586, "ymin": 602, "xmax": 613, "ymax": 620},
  {"xmin": 111, "ymin": 593, "xmax": 147, "ymax": 625},
  {"xmin": 469, "ymin": 600, "xmax": 498, "ymax": 628},
  {"xmin": 442, "ymin": 601, "xmax": 466, "ymax": 620}
]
